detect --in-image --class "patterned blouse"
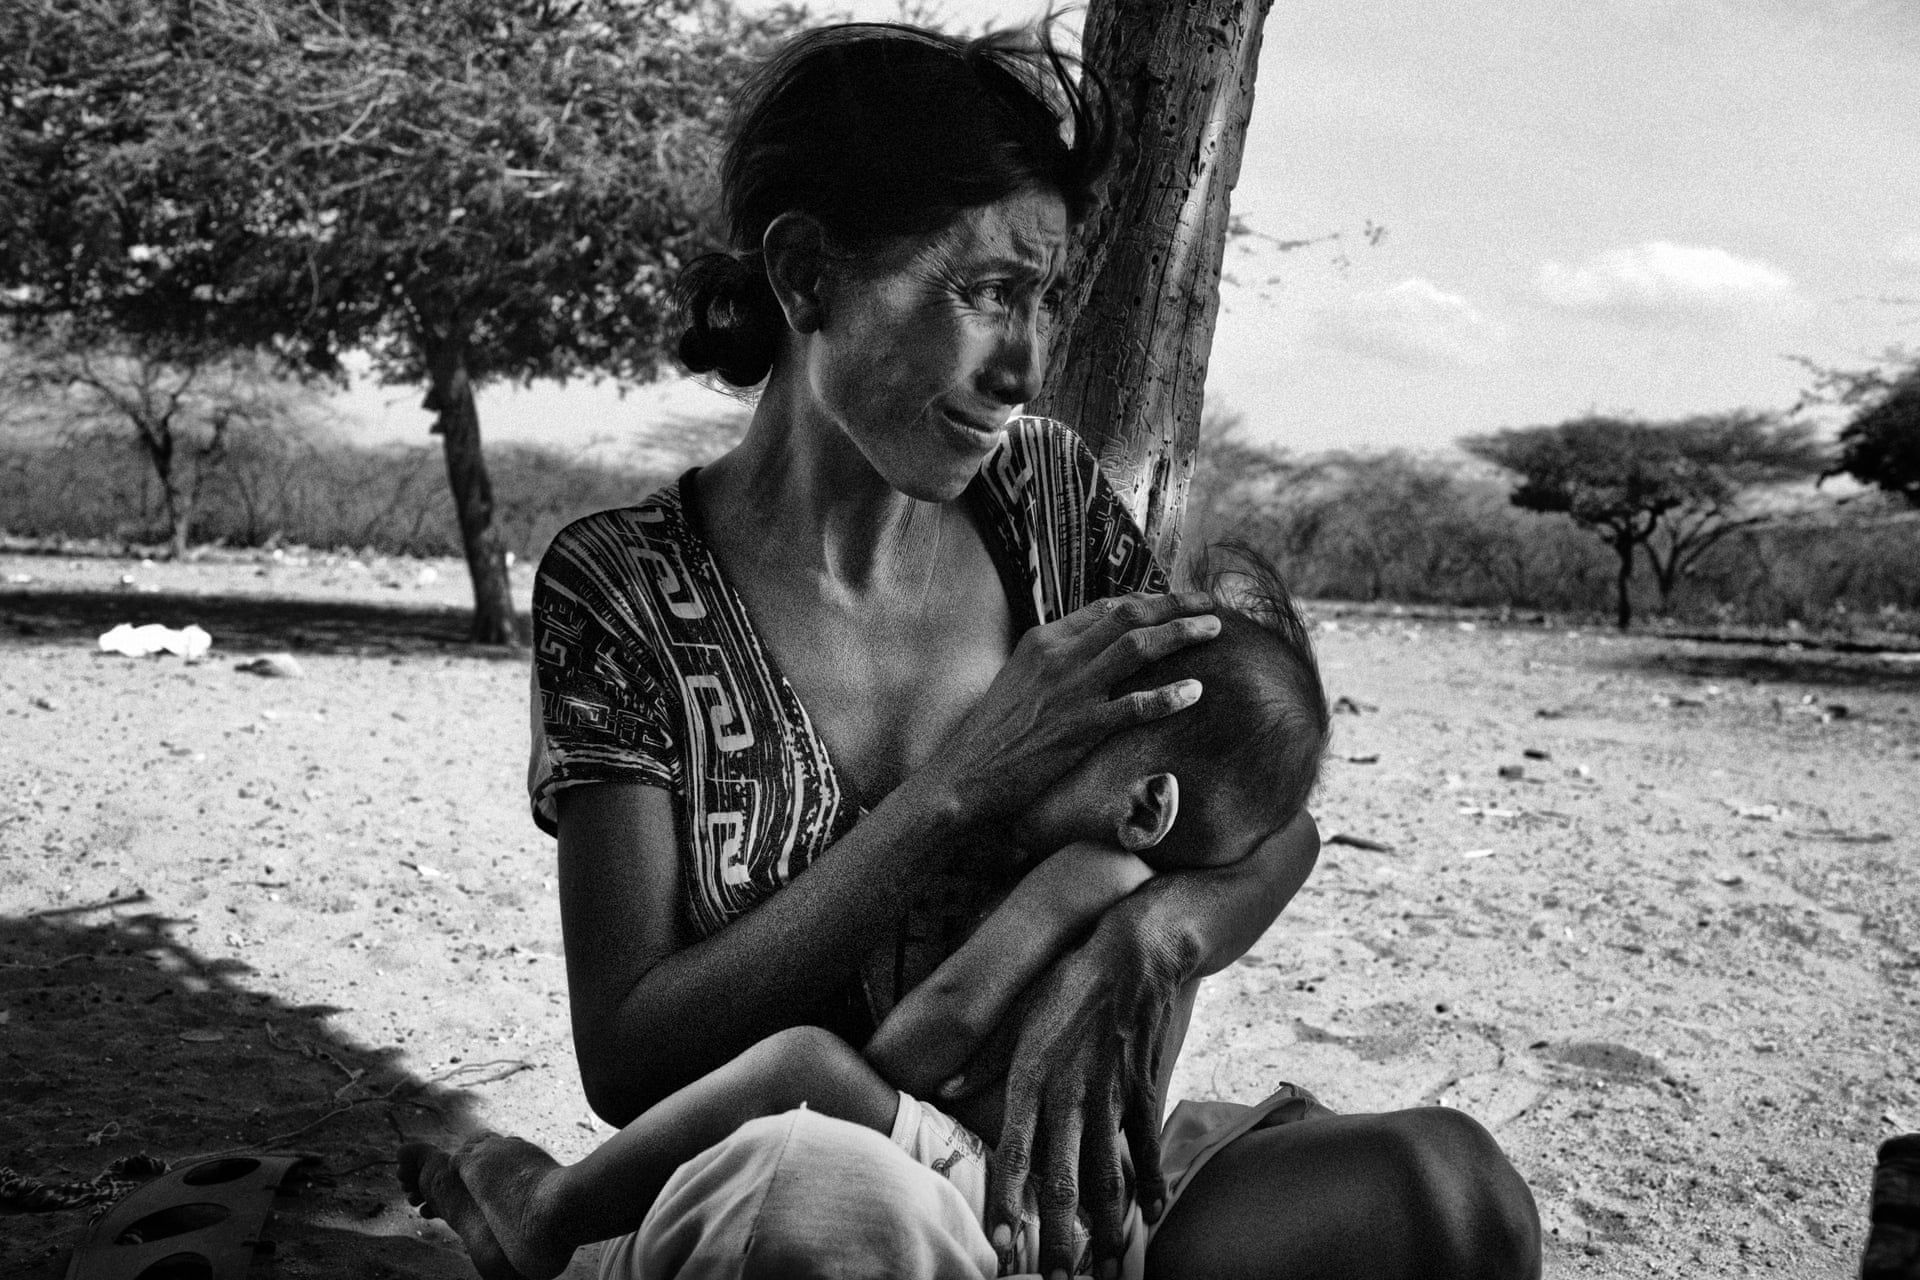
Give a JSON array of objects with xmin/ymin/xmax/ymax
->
[{"xmin": 527, "ymin": 417, "xmax": 1165, "ymax": 967}]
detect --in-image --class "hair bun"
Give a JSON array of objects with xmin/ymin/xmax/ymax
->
[{"xmin": 676, "ymin": 252, "xmax": 781, "ymax": 388}]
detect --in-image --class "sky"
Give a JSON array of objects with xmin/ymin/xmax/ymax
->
[{"xmin": 333, "ymin": 0, "xmax": 1920, "ymax": 460}]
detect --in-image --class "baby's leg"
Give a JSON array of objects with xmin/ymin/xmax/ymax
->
[
  {"xmin": 402, "ymin": 1026, "xmax": 899, "ymax": 1280},
  {"xmin": 560, "ymin": 1024, "xmax": 899, "ymax": 1218}
]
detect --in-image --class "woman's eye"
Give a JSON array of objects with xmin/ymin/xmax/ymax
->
[{"xmin": 971, "ymin": 281, "xmax": 1011, "ymax": 307}]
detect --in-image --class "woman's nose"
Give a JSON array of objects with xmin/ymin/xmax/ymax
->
[{"xmin": 978, "ymin": 315, "xmax": 1044, "ymax": 407}]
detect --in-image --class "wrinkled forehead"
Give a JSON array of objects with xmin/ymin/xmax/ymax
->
[{"xmin": 910, "ymin": 189, "xmax": 1070, "ymax": 278}]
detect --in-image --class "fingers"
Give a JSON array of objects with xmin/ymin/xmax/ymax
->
[
  {"xmin": 1084, "ymin": 596, "xmax": 1217, "ymax": 668},
  {"xmin": 1122, "ymin": 1077, "xmax": 1169, "ymax": 1228},
  {"xmin": 1034, "ymin": 1096, "xmax": 1086, "ymax": 1280},
  {"xmin": 1101, "ymin": 675, "xmax": 1204, "ymax": 732},
  {"xmin": 1067, "ymin": 589, "xmax": 1214, "ymax": 641},
  {"xmin": 1079, "ymin": 1109, "xmax": 1131, "ymax": 1278},
  {"xmin": 987, "ymin": 1071, "xmax": 1041, "ymax": 1269},
  {"xmin": 1084, "ymin": 611, "xmax": 1220, "ymax": 708}
]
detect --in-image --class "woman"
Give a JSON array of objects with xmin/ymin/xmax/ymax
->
[{"xmin": 527, "ymin": 21, "xmax": 1541, "ymax": 1280}]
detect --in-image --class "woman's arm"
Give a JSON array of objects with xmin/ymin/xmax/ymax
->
[
  {"xmin": 558, "ymin": 591, "xmax": 1219, "ymax": 1126},
  {"xmin": 1129, "ymin": 805, "xmax": 1321, "ymax": 978},
  {"xmin": 971, "ymin": 809, "xmax": 1321, "ymax": 1279},
  {"xmin": 559, "ymin": 777, "xmax": 972, "ymax": 1125},
  {"xmin": 863, "ymin": 843, "xmax": 1152, "ymax": 1098}
]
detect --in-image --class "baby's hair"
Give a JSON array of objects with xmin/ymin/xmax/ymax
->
[{"xmin": 1117, "ymin": 542, "xmax": 1331, "ymax": 850}]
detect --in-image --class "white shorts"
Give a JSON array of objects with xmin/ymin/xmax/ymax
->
[{"xmin": 599, "ymin": 1084, "xmax": 1328, "ymax": 1279}]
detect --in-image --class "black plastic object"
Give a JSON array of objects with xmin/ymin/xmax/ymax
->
[
  {"xmin": 64, "ymin": 1154, "xmax": 314, "ymax": 1280},
  {"xmin": 1863, "ymin": 1134, "xmax": 1920, "ymax": 1280}
]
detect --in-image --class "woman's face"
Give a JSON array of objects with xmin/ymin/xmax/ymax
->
[{"xmin": 801, "ymin": 188, "xmax": 1070, "ymax": 501}]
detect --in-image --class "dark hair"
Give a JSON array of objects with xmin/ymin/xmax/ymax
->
[
  {"xmin": 1118, "ymin": 544, "xmax": 1332, "ymax": 854},
  {"xmin": 677, "ymin": 19, "xmax": 1113, "ymax": 387}
]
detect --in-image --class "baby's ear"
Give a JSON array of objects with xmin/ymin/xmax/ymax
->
[{"xmin": 1115, "ymin": 773, "xmax": 1179, "ymax": 852}]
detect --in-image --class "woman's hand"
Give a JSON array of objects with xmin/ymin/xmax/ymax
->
[
  {"xmin": 929, "ymin": 590, "xmax": 1218, "ymax": 826},
  {"xmin": 971, "ymin": 894, "xmax": 1195, "ymax": 1279}
]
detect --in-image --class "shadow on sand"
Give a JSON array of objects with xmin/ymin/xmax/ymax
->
[
  {"xmin": 0, "ymin": 587, "xmax": 524, "ymax": 660},
  {"xmin": 1590, "ymin": 643, "xmax": 1920, "ymax": 694},
  {"xmin": 0, "ymin": 900, "xmax": 494, "ymax": 1278}
]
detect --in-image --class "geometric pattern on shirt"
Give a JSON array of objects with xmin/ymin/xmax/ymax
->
[{"xmin": 527, "ymin": 416, "xmax": 1166, "ymax": 944}]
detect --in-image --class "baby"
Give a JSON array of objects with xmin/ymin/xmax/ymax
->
[{"xmin": 401, "ymin": 563, "xmax": 1330, "ymax": 1280}]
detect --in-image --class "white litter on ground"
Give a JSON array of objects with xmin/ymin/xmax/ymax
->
[{"xmin": 97, "ymin": 623, "xmax": 212, "ymax": 659}]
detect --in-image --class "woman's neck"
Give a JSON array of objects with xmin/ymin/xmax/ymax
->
[{"xmin": 697, "ymin": 384, "xmax": 952, "ymax": 596}]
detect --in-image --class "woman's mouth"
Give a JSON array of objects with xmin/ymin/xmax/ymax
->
[{"xmin": 941, "ymin": 408, "xmax": 1007, "ymax": 442}]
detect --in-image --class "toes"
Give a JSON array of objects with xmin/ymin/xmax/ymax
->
[
  {"xmin": 400, "ymin": 1143, "xmax": 460, "ymax": 1220},
  {"xmin": 398, "ymin": 1142, "xmax": 440, "ymax": 1212}
]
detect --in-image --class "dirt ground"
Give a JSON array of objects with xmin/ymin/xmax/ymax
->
[{"xmin": 3, "ymin": 545, "xmax": 1916, "ymax": 1279}]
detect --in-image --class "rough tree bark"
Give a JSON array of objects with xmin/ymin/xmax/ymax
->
[
  {"xmin": 1036, "ymin": 0, "xmax": 1274, "ymax": 571},
  {"xmin": 423, "ymin": 339, "xmax": 522, "ymax": 645}
]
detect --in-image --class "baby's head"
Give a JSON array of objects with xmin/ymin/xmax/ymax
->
[{"xmin": 1013, "ymin": 548, "xmax": 1331, "ymax": 868}]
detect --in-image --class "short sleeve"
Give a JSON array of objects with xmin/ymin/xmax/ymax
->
[
  {"xmin": 527, "ymin": 515, "xmax": 679, "ymax": 836},
  {"xmin": 1066, "ymin": 428, "xmax": 1170, "ymax": 602},
  {"xmin": 970, "ymin": 418, "xmax": 1172, "ymax": 627}
]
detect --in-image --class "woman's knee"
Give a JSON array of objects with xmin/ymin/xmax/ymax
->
[{"xmin": 1377, "ymin": 1107, "xmax": 1542, "ymax": 1280}]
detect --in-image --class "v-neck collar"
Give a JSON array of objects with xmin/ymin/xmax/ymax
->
[{"xmin": 674, "ymin": 456, "xmax": 1033, "ymax": 815}]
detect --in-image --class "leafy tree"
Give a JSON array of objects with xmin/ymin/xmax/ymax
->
[
  {"xmin": 1794, "ymin": 348, "xmax": 1920, "ymax": 507},
  {"xmin": 1, "ymin": 0, "xmax": 801, "ymax": 641},
  {"xmin": 1639, "ymin": 412, "xmax": 1828, "ymax": 604},
  {"xmin": 1463, "ymin": 413, "xmax": 1825, "ymax": 629},
  {"xmin": 2, "ymin": 330, "xmax": 319, "ymax": 558}
]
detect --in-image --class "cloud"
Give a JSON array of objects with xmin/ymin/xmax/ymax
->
[
  {"xmin": 1312, "ymin": 278, "xmax": 1506, "ymax": 367},
  {"xmin": 1891, "ymin": 232, "xmax": 1920, "ymax": 272},
  {"xmin": 1537, "ymin": 241, "xmax": 1796, "ymax": 318}
]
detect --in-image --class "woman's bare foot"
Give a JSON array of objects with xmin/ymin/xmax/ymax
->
[{"xmin": 400, "ymin": 1141, "xmax": 532, "ymax": 1280}]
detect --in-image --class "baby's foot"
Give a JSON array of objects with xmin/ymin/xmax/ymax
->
[
  {"xmin": 399, "ymin": 1141, "xmax": 540, "ymax": 1280},
  {"xmin": 452, "ymin": 1133, "xmax": 576, "ymax": 1280}
]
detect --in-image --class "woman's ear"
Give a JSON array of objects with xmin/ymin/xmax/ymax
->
[
  {"xmin": 762, "ymin": 212, "xmax": 827, "ymax": 334},
  {"xmin": 1114, "ymin": 773, "xmax": 1179, "ymax": 852}
]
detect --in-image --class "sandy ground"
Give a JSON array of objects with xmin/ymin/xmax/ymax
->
[{"xmin": 3, "ymin": 545, "xmax": 1917, "ymax": 1278}]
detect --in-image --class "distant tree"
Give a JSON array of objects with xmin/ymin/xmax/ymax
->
[
  {"xmin": 1180, "ymin": 408, "xmax": 1297, "ymax": 564},
  {"xmin": 1464, "ymin": 413, "xmax": 1825, "ymax": 629},
  {"xmin": 0, "ymin": 0, "xmax": 801, "ymax": 641},
  {"xmin": 1256, "ymin": 450, "xmax": 1524, "ymax": 606},
  {"xmin": 1, "ymin": 330, "xmax": 318, "ymax": 558},
  {"xmin": 1794, "ymin": 348, "xmax": 1920, "ymax": 508}
]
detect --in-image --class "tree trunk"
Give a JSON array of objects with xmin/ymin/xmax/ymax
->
[
  {"xmin": 1035, "ymin": 0, "xmax": 1273, "ymax": 571},
  {"xmin": 1645, "ymin": 541, "xmax": 1677, "ymax": 608},
  {"xmin": 167, "ymin": 479, "xmax": 194, "ymax": 560},
  {"xmin": 1612, "ymin": 529, "xmax": 1635, "ymax": 630},
  {"xmin": 134, "ymin": 417, "xmax": 193, "ymax": 559},
  {"xmin": 424, "ymin": 340, "xmax": 522, "ymax": 645}
]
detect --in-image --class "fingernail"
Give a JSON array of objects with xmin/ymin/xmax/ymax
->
[
  {"xmin": 1176, "ymin": 679, "xmax": 1202, "ymax": 705},
  {"xmin": 991, "ymin": 1223, "xmax": 1012, "ymax": 1251},
  {"xmin": 1147, "ymin": 1197, "xmax": 1165, "ymax": 1222},
  {"xmin": 1196, "ymin": 614, "xmax": 1221, "ymax": 635},
  {"xmin": 940, "ymin": 1074, "xmax": 965, "ymax": 1097}
]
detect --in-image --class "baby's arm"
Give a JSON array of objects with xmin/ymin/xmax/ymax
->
[
  {"xmin": 864, "ymin": 842, "xmax": 1153, "ymax": 1099},
  {"xmin": 402, "ymin": 1024, "xmax": 902, "ymax": 1276}
]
